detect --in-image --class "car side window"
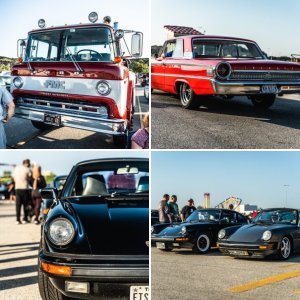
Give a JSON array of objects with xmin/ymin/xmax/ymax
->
[
  {"xmin": 220, "ymin": 211, "xmax": 236, "ymax": 224},
  {"xmin": 172, "ymin": 39, "xmax": 183, "ymax": 58},
  {"xmin": 236, "ymin": 213, "xmax": 247, "ymax": 224},
  {"xmin": 162, "ymin": 40, "xmax": 176, "ymax": 58}
]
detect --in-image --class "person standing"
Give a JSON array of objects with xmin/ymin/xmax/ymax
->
[
  {"xmin": 131, "ymin": 113, "xmax": 149, "ymax": 149},
  {"xmin": 180, "ymin": 199, "xmax": 197, "ymax": 222},
  {"xmin": 158, "ymin": 194, "xmax": 172, "ymax": 223},
  {"xmin": 168, "ymin": 195, "xmax": 180, "ymax": 222},
  {"xmin": 0, "ymin": 86, "xmax": 15, "ymax": 149},
  {"xmin": 13, "ymin": 159, "xmax": 31, "ymax": 224},
  {"xmin": 30, "ymin": 164, "xmax": 46, "ymax": 224}
]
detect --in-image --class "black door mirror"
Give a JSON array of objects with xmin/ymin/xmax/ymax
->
[{"xmin": 41, "ymin": 188, "xmax": 58, "ymax": 201}]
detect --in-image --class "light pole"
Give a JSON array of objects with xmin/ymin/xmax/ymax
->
[{"xmin": 283, "ymin": 185, "xmax": 289, "ymax": 207}]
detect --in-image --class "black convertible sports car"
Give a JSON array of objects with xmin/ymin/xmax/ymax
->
[
  {"xmin": 218, "ymin": 208, "xmax": 300, "ymax": 260},
  {"xmin": 38, "ymin": 158, "xmax": 149, "ymax": 300},
  {"xmin": 151, "ymin": 208, "xmax": 249, "ymax": 254}
]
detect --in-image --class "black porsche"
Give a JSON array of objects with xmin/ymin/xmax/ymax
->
[
  {"xmin": 151, "ymin": 208, "xmax": 249, "ymax": 254},
  {"xmin": 218, "ymin": 208, "xmax": 300, "ymax": 260},
  {"xmin": 38, "ymin": 158, "xmax": 149, "ymax": 300}
]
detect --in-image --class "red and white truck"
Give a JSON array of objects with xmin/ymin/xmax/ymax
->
[{"xmin": 11, "ymin": 12, "xmax": 143, "ymax": 146}]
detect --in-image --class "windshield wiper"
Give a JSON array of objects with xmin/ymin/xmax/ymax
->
[{"xmin": 66, "ymin": 47, "xmax": 83, "ymax": 73}]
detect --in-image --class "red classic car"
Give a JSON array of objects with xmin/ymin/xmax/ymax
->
[{"xmin": 151, "ymin": 35, "xmax": 300, "ymax": 109}]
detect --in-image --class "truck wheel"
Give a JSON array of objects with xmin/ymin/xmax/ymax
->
[
  {"xmin": 250, "ymin": 95, "xmax": 276, "ymax": 109},
  {"xmin": 113, "ymin": 133, "xmax": 128, "ymax": 148},
  {"xmin": 179, "ymin": 83, "xmax": 201, "ymax": 109},
  {"xmin": 31, "ymin": 121, "xmax": 54, "ymax": 131},
  {"xmin": 38, "ymin": 268, "xmax": 69, "ymax": 300}
]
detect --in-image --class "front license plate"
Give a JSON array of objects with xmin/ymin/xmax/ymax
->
[
  {"xmin": 44, "ymin": 113, "xmax": 61, "ymax": 126},
  {"xmin": 228, "ymin": 250, "xmax": 249, "ymax": 256},
  {"xmin": 156, "ymin": 242, "xmax": 165, "ymax": 249},
  {"xmin": 261, "ymin": 85, "xmax": 278, "ymax": 94},
  {"xmin": 130, "ymin": 286, "xmax": 149, "ymax": 300}
]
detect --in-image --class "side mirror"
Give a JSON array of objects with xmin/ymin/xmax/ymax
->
[
  {"xmin": 17, "ymin": 39, "xmax": 27, "ymax": 59},
  {"xmin": 41, "ymin": 188, "xmax": 58, "ymax": 202},
  {"xmin": 131, "ymin": 32, "xmax": 143, "ymax": 57}
]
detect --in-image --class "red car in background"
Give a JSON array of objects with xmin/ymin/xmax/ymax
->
[{"xmin": 152, "ymin": 35, "xmax": 300, "ymax": 109}]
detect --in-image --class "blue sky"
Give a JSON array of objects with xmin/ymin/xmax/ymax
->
[
  {"xmin": 151, "ymin": 151, "xmax": 300, "ymax": 210},
  {"xmin": 0, "ymin": 0, "xmax": 149, "ymax": 58},
  {"xmin": 0, "ymin": 150, "xmax": 148, "ymax": 175},
  {"xmin": 152, "ymin": 0, "xmax": 300, "ymax": 57}
]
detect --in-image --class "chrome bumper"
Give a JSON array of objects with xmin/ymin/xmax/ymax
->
[
  {"xmin": 15, "ymin": 105, "xmax": 127, "ymax": 135},
  {"xmin": 211, "ymin": 79, "xmax": 300, "ymax": 95}
]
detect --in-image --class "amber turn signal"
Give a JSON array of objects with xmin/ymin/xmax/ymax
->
[
  {"xmin": 43, "ymin": 208, "xmax": 50, "ymax": 215},
  {"xmin": 259, "ymin": 245, "xmax": 273, "ymax": 250},
  {"xmin": 114, "ymin": 56, "xmax": 122, "ymax": 63},
  {"xmin": 41, "ymin": 262, "xmax": 72, "ymax": 276}
]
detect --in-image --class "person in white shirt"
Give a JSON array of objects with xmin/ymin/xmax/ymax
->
[
  {"xmin": 0, "ymin": 86, "xmax": 15, "ymax": 149},
  {"xmin": 13, "ymin": 159, "xmax": 31, "ymax": 224}
]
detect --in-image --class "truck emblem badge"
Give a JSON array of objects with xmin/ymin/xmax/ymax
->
[{"xmin": 44, "ymin": 80, "xmax": 65, "ymax": 89}]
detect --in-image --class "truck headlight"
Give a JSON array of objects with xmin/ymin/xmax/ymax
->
[
  {"xmin": 262, "ymin": 230, "xmax": 272, "ymax": 241},
  {"xmin": 48, "ymin": 218, "xmax": 75, "ymax": 246},
  {"xmin": 96, "ymin": 80, "xmax": 111, "ymax": 96},
  {"xmin": 181, "ymin": 226, "xmax": 187, "ymax": 235},
  {"xmin": 218, "ymin": 229, "xmax": 226, "ymax": 239},
  {"xmin": 13, "ymin": 77, "xmax": 24, "ymax": 89}
]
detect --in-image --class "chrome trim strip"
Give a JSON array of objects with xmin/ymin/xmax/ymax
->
[
  {"xmin": 152, "ymin": 61, "xmax": 213, "ymax": 68},
  {"xmin": 151, "ymin": 73, "xmax": 210, "ymax": 80},
  {"xmin": 232, "ymin": 70, "xmax": 300, "ymax": 73}
]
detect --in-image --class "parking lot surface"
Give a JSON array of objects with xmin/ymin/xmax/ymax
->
[
  {"xmin": 0, "ymin": 201, "xmax": 41, "ymax": 300},
  {"xmin": 152, "ymin": 247, "xmax": 300, "ymax": 300},
  {"xmin": 151, "ymin": 92, "xmax": 300, "ymax": 149},
  {"xmin": 5, "ymin": 85, "xmax": 148, "ymax": 149}
]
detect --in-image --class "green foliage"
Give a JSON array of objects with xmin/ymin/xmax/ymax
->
[
  {"xmin": 0, "ymin": 56, "xmax": 16, "ymax": 72},
  {"xmin": 45, "ymin": 172, "xmax": 56, "ymax": 185},
  {"xmin": 130, "ymin": 59, "xmax": 149, "ymax": 74}
]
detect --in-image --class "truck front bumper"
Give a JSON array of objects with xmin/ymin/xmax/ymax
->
[
  {"xmin": 15, "ymin": 105, "xmax": 127, "ymax": 135},
  {"xmin": 211, "ymin": 79, "xmax": 300, "ymax": 95}
]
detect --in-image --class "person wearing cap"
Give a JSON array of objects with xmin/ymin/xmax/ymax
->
[
  {"xmin": 103, "ymin": 16, "xmax": 111, "ymax": 25},
  {"xmin": 0, "ymin": 86, "xmax": 15, "ymax": 149},
  {"xmin": 180, "ymin": 199, "xmax": 197, "ymax": 222}
]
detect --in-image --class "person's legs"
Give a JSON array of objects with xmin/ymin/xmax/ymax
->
[
  {"xmin": 15, "ymin": 189, "xmax": 22, "ymax": 222},
  {"xmin": 33, "ymin": 193, "xmax": 42, "ymax": 222},
  {"xmin": 23, "ymin": 190, "xmax": 31, "ymax": 222},
  {"xmin": 0, "ymin": 123, "xmax": 7, "ymax": 149}
]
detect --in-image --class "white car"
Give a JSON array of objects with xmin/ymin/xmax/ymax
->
[
  {"xmin": 144, "ymin": 84, "xmax": 149, "ymax": 101},
  {"xmin": 0, "ymin": 71, "xmax": 11, "ymax": 88}
]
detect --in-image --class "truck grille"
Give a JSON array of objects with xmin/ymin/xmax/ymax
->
[
  {"xmin": 229, "ymin": 71, "xmax": 300, "ymax": 81},
  {"xmin": 16, "ymin": 96, "xmax": 108, "ymax": 116}
]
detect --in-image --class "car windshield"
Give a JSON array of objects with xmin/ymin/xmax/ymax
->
[
  {"xmin": 64, "ymin": 160, "xmax": 149, "ymax": 197},
  {"xmin": 186, "ymin": 210, "xmax": 221, "ymax": 222},
  {"xmin": 192, "ymin": 39, "xmax": 264, "ymax": 59},
  {"xmin": 25, "ymin": 27, "xmax": 114, "ymax": 62},
  {"xmin": 253, "ymin": 210, "xmax": 297, "ymax": 225}
]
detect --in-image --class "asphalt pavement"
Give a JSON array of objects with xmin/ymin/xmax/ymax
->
[
  {"xmin": 4, "ymin": 85, "xmax": 148, "ymax": 149},
  {"xmin": 0, "ymin": 201, "xmax": 41, "ymax": 300},
  {"xmin": 152, "ymin": 247, "xmax": 300, "ymax": 300},
  {"xmin": 151, "ymin": 92, "xmax": 300, "ymax": 149}
]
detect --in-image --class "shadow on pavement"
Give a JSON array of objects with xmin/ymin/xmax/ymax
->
[
  {"xmin": 0, "ymin": 242, "xmax": 38, "ymax": 248},
  {"xmin": 0, "ymin": 246, "xmax": 39, "ymax": 255},
  {"xmin": 0, "ymin": 264, "xmax": 37, "ymax": 277},
  {"xmin": 0, "ymin": 254, "xmax": 37, "ymax": 264},
  {"xmin": 0, "ymin": 275, "xmax": 37, "ymax": 291}
]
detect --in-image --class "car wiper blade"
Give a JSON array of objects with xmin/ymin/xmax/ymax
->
[
  {"xmin": 110, "ymin": 192, "xmax": 148, "ymax": 198},
  {"xmin": 255, "ymin": 220, "xmax": 271, "ymax": 225}
]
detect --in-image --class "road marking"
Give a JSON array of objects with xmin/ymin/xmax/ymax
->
[
  {"xmin": 137, "ymin": 95, "xmax": 143, "ymax": 127},
  {"xmin": 279, "ymin": 263, "xmax": 299, "ymax": 269},
  {"xmin": 228, "ymin": 269, "xmax": 300, "ymax": 293}
]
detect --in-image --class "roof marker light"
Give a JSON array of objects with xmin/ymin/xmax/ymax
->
[
  {"xmin": 38, "ymin": 19, "xmax": 46, "ymax": 29},
  {"xmin": 88, "ymin": 12, "xmax": 98, "ymax": 23}
]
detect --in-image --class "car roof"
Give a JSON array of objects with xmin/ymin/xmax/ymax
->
[
  {"xmin": 174, "ymin": 35, "xmax": 256, "ymax": 43},
  {"xmin": 75, "ymin": 157, "xmax": 149, "ymax": 167},
  {"xmin": 261, "ymin": 208, "xmax": 300, "ymax": 212}
]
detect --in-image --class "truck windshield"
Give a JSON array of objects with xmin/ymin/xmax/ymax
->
[
  {"xmin": 25, "ymin": 27, "xmax": 114, "ymax": 62},
  {"xmin": 192, "ymin": 39, "xmax": 264, "ymax": 59}
]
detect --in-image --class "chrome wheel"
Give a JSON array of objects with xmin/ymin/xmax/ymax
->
[
  {"xmin": 180, "ymin": 83, "xmax": 192, "ymax": 105},
  {"xmin": 280, "ymin": 237, "xmax": 291, "ymax": 259},
  {"xmin": 196, "ymin": 234, "xmax": 210, "ymax": 253}
]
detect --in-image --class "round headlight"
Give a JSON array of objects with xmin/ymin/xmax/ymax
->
[
  {"xmin": 218, "ymin": 229, "xmax": 226, "ymax": 239},
  {"xmin": 38, "ymin": 19, "xmax": 46, "ymax": 29},
  {"xmin": 215, "ymin": 62, "xmax": 231, "ymax": 79},
  {"xmin": 181, "ymin": 226, "xmax": 187, "ymax": 235},
  {"xmin": 48, "ymin": 218, "xmax": 75, "ymax": 246},
  {"xmin": 151, "ymin": 226, "xmax": 154, "ymax": 233},
  {"xmin": 13, "ymin": 77, "xmax": 23, "ymax": 89},
  {"xmin": 96, "ymin": 80, "xmax": 111, "ymax": 96},
  {"xmin": 88, "ymin": 12, "xmax": 98, "ymax": 23},
  {"xmin": 262, "ymin": 230, "xmax": 272, "ymax": 241}
]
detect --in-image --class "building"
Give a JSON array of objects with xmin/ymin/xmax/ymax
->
[
  {"xmin": 164, "ymin": 25, "xmax": 203, "ymax": 39},
  {"xmin": 236, "ymin": 204, "xmax": 258, "ymax": 215},
  {"xmin": 203, "ymin": 193, "xmax": 210, "ymax": 208}
]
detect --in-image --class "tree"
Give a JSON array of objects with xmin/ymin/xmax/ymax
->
[{"xmin": 130, "ymin": 59, "xmax": 149, "ymax": 74}]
